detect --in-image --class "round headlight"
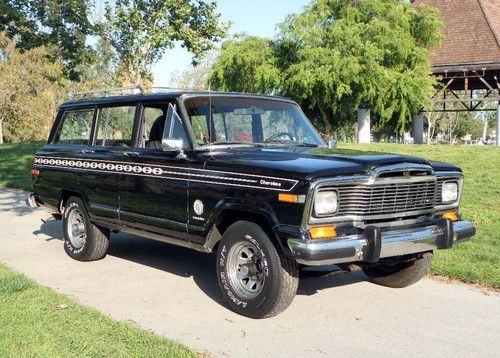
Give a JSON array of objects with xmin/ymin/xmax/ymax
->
[
  {"xmin": 314, "ymin": 190, "xmax": 338, "ymax": 216},
  {"xmin": 442, "ymin": 181, "xmax": 458, "ymax": 204}
]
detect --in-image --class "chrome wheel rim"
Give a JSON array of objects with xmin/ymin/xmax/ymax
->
[
  {"xmin": 227, "ymin": 241, "xmax": 265, "ymax": 299},
  {"xmin": 66, "ymin": 207, "xmax": 86, "ymax": 249}
]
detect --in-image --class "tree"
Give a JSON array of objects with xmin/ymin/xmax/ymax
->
[
  {"xmin": 0, "ymin": 0, "xmax": 96, "ymax": 81},
  {"xmin": 171, "ymin": 51, "xmax": 217, "ymax": 90},
  {"xmin": 0, "ymin": 32, "xmax": 62, "ymax": 143},
  {"xmin": 99, "ymin": 0, "xmax": 228, "ymax": 85},
  {"xmin": 278, "ymin": 0, "xmax": 443, "ymax": 132},
  {"xmin": 210, "ymin": 0, "xmax": 443, "ymax": 134},
  {"xmin": 210, "ymin": 36, "xmax": 281, "ymax": 93}
]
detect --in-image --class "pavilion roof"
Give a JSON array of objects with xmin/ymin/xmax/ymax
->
[{"xmin": 413, "ymin": 0, "xmax": 500, "ymax": 73}]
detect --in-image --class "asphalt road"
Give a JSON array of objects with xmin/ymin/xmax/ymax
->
[{"xmin": 0, "ymin": 188, "xmax": 498, "ymax": 357}]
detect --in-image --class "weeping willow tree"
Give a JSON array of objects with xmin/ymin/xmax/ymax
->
[{"xmin": 211, "ymin": 0, "xmax": 443, "ymax": 134}]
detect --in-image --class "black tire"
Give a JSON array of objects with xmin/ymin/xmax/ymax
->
[
  {"xmin": 362, "ymin": 252, "xmax": 433, "ymax": 288},
  {"xmin": 62, "ymin": 196, "xmax": 109, "ymax": 261},
  {"xmin": 216, "ymin": 221, "xmax": 299, "ymax": 319}
]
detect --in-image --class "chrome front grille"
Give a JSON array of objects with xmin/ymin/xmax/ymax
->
[
  {"xmin": 326, "ymin": 179, "xmax": 437, "ymax": 216},
  {"xmin": 434, "ymin": 177, "xmax": 446, "ymax": 205}
]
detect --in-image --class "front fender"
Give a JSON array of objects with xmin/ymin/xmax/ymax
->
[{"xmin": 202, "ymin": 198, "xmax": 298, "ymax": 256}]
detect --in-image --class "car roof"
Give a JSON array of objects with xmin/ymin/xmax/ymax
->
[{"xmin": 60, "ymin": 91, "xmax": 296, "ymax": 109}]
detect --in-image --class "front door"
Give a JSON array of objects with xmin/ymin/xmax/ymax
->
[{"xmin": 118, "ymin": 102, "xmax": 191, "ymax": 240}]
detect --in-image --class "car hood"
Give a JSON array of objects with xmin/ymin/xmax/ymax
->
[{"xmin": 198, "ymin": 147, "xmax": 461, "ymax": 181}]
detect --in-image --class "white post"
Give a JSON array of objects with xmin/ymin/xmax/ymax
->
[
  {"xmin": 357, "ymin": 108, "xmax": 370, "ymax": 144},
  {"xmin": 413, "ymin": 114, "xmax": 424, "ymax": 144},
  {"xmin": 496, "ymin": 102, "xmax": 500, "ymax": 146}
]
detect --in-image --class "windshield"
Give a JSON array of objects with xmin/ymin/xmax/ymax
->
[{"xmin": 183, "ymin": 96, "xmax": 325, "ymax": 147}]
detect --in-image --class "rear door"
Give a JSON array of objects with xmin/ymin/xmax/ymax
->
[{"xmin": 77, "ymin": 103, "xmax": 138, "ymax": 225}]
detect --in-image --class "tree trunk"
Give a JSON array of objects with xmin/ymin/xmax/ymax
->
[
  {"xmin": 0, "ymin": 119, "xmax": 3, "ymax": 144},
  {"xmin": 426, "ymin": 115, "xmax": 432, "ymax": 144},
  {"xmin": 318, "ymin": 106, "xmax": 330, "ymax": 130},
  {"xmin": 482, "ymin": 117, "xmax": 488, "ymax": 142}
]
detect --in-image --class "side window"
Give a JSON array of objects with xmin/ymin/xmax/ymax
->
[
  {"xmin": 95, "ymin": 106, "xmax": 136, "ymax": 147},
  {"xmin": 143, "ymin": 107, "xmax": 164, "ymax": 140},
  {"xmin": 141, "ymin": 107, "xmax": 165, "ymax": 148},
  {"xmin": 55, "ymin": 109, "xmax": 94, "ymax": 145},
  {"xmin": 142, "ymin": 104, "xmax": 189, "ymax": 149}
]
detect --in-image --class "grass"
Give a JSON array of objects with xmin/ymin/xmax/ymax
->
[
  {"xmin": 0, "ymin": 141, "xmax": 44, "ymax": 191},
  {"xmin": 0, "ymin": 263, "xmax": 194, "ymax": 357},
  {"xmin": 0, "ymin": 141, "xmax": 498, "ymax": 288}
]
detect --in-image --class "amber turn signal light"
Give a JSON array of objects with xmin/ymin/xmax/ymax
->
[
  {"xmin": 309, "ymin": 225, "xmax": 337, "ymax": 240},
  {"xmin": 442, "ymin": 210, "xmax": 459, "ymax": 222},
  {"xmin": 278, "ymin": 193, "xmax": 298, "ymax": 203}
]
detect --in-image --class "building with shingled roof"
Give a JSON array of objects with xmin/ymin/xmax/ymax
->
[{"xmin": 412, "ymin": 0, "xmax": 500, "ymax": 145}]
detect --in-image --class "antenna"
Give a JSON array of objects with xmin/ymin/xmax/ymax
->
[{"xmin": 208, "ymin": 80, "xmax": 213, "ymax": 148}]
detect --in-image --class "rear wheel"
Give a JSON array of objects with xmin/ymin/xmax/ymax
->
[
  {"xmin": 63, "ymin": 196, "xmax": 109, "ymax": 261},
  {"xmin": 216, "ymin": 221, "xmax": 299, "ymax": 319},
  {"xmin": 362, "ymin": 252, "xmax": 433, "ymax": 288}
]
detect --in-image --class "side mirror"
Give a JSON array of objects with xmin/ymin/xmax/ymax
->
[
  {"xmin": 327, "ymin": 139, "xmax": 337, "ymax": 149},
  {"xmin": 161, "ymin": 138, "xmax": 184, "ymax": 152}
]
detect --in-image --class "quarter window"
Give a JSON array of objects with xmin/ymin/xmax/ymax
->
[
  {"xmin": 95, "ymin": 106, "xmax": 136, "ymax": 147},
  {"xmin": 55, "ymin": 109, "xmax": 94, "ymax": 145}
]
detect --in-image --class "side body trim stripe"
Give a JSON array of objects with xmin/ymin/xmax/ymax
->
[{"xmin": 34, "ymin": 156, "xmax": 299, "ymax": 192}]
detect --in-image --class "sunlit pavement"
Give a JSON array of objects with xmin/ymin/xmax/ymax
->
[{"xmin": 0, "ymin": 188, "xmax": 498, "ymax": 357}]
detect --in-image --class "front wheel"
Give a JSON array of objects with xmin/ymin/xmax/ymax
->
[
  {"xmin": 362, "ymin": 252, "xmax": 433, "ymax": 288},
  {"xmin": 216, "ymin": 221, "xmax": 299, "ymax": 319}
]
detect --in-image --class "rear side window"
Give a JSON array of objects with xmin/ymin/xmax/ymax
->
[
  {"xmin": 95, "ymin": 106, "xmax": 136, "ymax": 147},
  {"xmin": 54, "ymin": 109, "xmax": 95, "ymax": 145}
]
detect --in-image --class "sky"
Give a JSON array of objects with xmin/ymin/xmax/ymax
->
[{"xmin": 151, "ymin": 0, "xmax": 309, "ymax": 87}]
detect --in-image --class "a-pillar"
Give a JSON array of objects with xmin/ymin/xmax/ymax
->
[
  {"xmin": 357, "ymin": 108, "xmax": 370, "ymax": 144},
  {"xmin": 413, "ymin": 113, "xmax": 424, "ymax": 144}
]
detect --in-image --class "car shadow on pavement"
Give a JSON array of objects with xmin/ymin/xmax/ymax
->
[
  {"xmin": 33, "ymin": 221, "xmax": 368, "ymax": 305},
  {"xmin": 107, "ymin": 233, "xmax": 227, "ymax": 307},
  {"xmin": 32, "ymin": 220, "xmax": 62, "ymax": 241},
  {"xmin": 298, "ymin": 271, "xmax": 366, "ymax": 296}
]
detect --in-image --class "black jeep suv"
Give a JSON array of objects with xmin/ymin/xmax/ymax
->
[{"xmin": 27, "ymin": 90, "xmax": 475, "ymax": 318}]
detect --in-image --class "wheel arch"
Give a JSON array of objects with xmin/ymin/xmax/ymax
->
[
  {"xmin": 204, "ymin": 202, "xmax": 292, "ymax": 257},
  {"xmin": 58, "ymin": 189, "xmax": 89, "ymax": 213}
]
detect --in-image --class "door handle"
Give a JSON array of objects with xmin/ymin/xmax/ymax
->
[
  {"xmin": 80, "ymin": 149, "xmax": 95, "ymax": 155},
  {"xmin": 123, "ymin": 151, "xmax": 140, "ymax": 157}
]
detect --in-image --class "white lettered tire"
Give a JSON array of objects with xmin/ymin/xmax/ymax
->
[
  {"xmin": 63, "ymin": 196, "xmax": 109, "ymax": 261},
  {"xmin": 216, "ymin": 221, "xmax": 299, "ymax": 318}
]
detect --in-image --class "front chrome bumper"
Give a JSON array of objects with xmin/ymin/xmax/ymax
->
[{"xmin": 288, "ymin": 219, "xmax": 475, "ymax": 266}]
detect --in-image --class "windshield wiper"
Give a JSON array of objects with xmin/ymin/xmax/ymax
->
[
  {"xmin": 258, "ymin": 141, "xmax": 319, "ymax": 147},
  {"xmin": 207, "ymin": 141, "xmax": 264, "ymax": 147},
  {"xmin": 290, "ymin": 142, "xmax": 319, "ymax": 147}
]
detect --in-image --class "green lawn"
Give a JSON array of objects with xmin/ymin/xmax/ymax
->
[
  {"xmin": 0, "ymin": 141, "xmax": 44, "ymax": 191},
  {"xmin": 0, "ymin": 264, "xmax": 194, "ymax": 357},
  {"xmin": 0, "ymin": 141, "xmax": 499, "ymax": 288}
]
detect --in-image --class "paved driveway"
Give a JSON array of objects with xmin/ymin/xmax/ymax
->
[{"xmin": 0, "ymin": 188, "xmax": 498, "ymax": 357}]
